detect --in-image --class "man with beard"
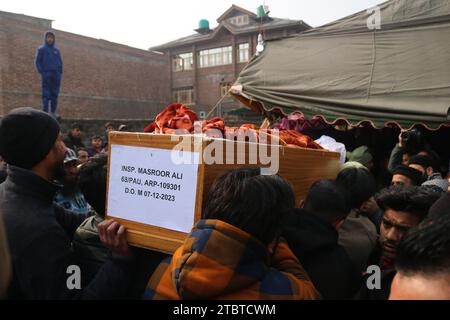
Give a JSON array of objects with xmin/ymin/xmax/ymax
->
[
  {"xmin": 63, "ymin": 123, "xmax": 85, "ymax": 151},
  {"xmin": 391, "ymin": 165, "xmax": 425, "ymax": 187},
  {"xmin": 359, "ymin": 185, "xmax": 438, "ymax": 299},
  {"xmin": 54, "ymin": 148, "xmax": 90, "ymax": 215},
  {"xmin": 0, "ymin": 108, "xmax": 136, "ymax": 299},
  {"xmin": 408, "ymin": 155, "xmax": 449, "ymax": 192}
]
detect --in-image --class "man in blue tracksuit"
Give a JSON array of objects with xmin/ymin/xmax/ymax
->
[{"xmin": 35, "ymin": 31, "xmax": 63, "ymax": 116}]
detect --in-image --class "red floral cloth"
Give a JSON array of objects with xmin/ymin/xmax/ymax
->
[
  {"xmin": 144, "ymin": 104, "xmax": 322, "ymax": 150},
  {"xmin": 279, "ymin": 130, "xmax": 323, "ymax": 149},
  {"xmin": 202, "ymin": 117, "xmax": 225, "ymax": 134},
  {"xmin": 144, "ymin": 103, "xmax": 198, "ymax": 134}
]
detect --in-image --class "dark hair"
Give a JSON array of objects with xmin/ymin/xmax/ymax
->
[
  {"xmin": 396, "ymin": 215, "xmax": 450, "ymax": 277},
  {"xmin": 104, "ymin": 122, "xmax": 115, "ymax": 129},
  {"xmin": 428, "ymin": 193, "xmax": 450, "ymax": 221},
  {"xmin": 336, "ymin": 167, "xmax": 377, "ymax": 209},
  {"xmin": 424, "ymin": 149, "xmax": 441, "ymax": 171},
  {"xmin": 304, "ymin": 179, "xmax": 352, "ymax": 224},
  {"xmin": 78, "ymin": 154, "xmax": 108, "ymax": 216},
  {"xmin": 392, "ymin": 165, "xmax": 425, "ymax": 186},
  {"xmin": 90, "ymin": 135, "xmax": 102, "ymax": 141},
  {"xmin": 375, "ymin": 185, "xmax": 439, "ymax": 221},
  {"xmin": 401, "ymin": 129, "xmax": 425, "ymax": 154},
  {"xmin": 203, "ymin": 168, "xmax": 295, "ymax": 245},
  {"xmin": 71, "ymin": 123, "xmax": 83, "ymax": 130},
  {"xmin": 76, "ymin": 147, "xmax": 88, "ymax": 154},
  {"xmin": 408, "ymin": 155, "xmax": 433, "ymax": 170}
]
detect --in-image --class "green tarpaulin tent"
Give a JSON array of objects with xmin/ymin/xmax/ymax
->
[{"xmin": 232, "ymin": 0, "xmax": 450, "ymax": 130}]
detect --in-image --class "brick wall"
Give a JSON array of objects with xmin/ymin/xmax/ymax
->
[
  {"xmin": 59, "ymin": 118, "xmax": 152, "ymax": 147},
  {"xmin": 0, "ymin": 12, "xmax": 170, "ymax": 119}
]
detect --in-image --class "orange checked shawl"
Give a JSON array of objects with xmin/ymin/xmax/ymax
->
[{"xmin": 145, "ymin": 219, "xmax": 320, "ymax": 300}]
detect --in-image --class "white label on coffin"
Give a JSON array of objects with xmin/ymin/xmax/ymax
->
[{"xmin": 107, "ymin": 144, "xmax": 200, "ymax": 233}]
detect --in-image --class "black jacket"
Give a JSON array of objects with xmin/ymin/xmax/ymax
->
[
  {"xmin": 282, "ymin": 209, "xmax": 362, "ymax": 300},
  {"xmin": 63, "ymin": 133, "xmax": 85, "ymax": 151},
  {"xmin": 0, "ymin": 166, "xmax": 135, "ymax": 299},
  {"xmin": 357, "ymin": 269, "xmax": 396, "ymax": 300},
  {"xmin": 0, "ymin": 162, "xmax": 7, "ymax": 184},
  {"xmin": 356, "ymin": 242, "xmax": 396, "ymax": 300}
]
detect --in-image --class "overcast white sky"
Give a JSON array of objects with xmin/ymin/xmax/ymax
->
[{"xmin": 1, "ymin": 0, "xmax": 385, "ymax": 50}]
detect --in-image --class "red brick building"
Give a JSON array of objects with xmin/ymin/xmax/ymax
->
[
  {"xmin": 0, "ymin": 6, "xmax": 310, "ymax": 122},
  {"xmin": 0, "ymin": 10, "xmax": 170, "ymax": 119},
  {"xmin": 151, "ymin": 4, "xmax": 311, "ymax": 119}
]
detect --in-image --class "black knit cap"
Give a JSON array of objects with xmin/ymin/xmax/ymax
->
[
  {"xmin": 0, "ymin": 107, "xmax": 60, "ymax": 169},
  {"xmin": 393, "ymin": 165, "xmax": 425, "ymax": 186},
  {"xmin": 408, "ymin": 154, "xmax": 433, "ymax": 169}
]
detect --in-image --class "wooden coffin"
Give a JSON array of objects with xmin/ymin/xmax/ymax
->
[{"xmin": 106, "ymin": 132, "xmax": 340, "ymax": 254}]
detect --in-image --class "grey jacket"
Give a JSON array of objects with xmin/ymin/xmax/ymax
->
[
  {"xmin": 338, "ymin": 211, "xmax": 378, "ymax": 273},
  {"xmin": 388, "ymin": 144, "xmax": 405, "ymax": 174}
]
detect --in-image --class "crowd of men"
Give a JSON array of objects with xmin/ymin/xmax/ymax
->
[{"xmin": 0, "ymin": 108, "xmax": 449, "ymax": 300}]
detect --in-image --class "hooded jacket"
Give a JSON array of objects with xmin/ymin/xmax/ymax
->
[
  {"xmin": 282, "ymin": 209, "xmax": 362, "ymax": 300},
  {"xmin": 0, "ymin": 165, "xmax": 135, "ymax": 299},
  {"xmin": 35, "ymin": 31, "xmax": 63, "ymax": 75},
  {"xmin": 145, "ymin": 219, "xmax": 320, "ymax": 300}
]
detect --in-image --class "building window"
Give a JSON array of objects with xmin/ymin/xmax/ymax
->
[
  {"xmin": 198, "ymin": 46, "xmax": 232, "ymax": 68},
  {"xmin": 172, "ymin": 52, "xmax": 193, "ymax": 72},
  {"xmin": 228, "ymin": 15, "xmax": 249, "ymax": 26},
  {"xmin": 237, "ymin": 43, "xmax": 249, "ymax": 63},
  {"xmin": 173, "ymin": 88, "xmax": 194, "ymax": 105},
  {"xmin": 220, "ymin": 83, "xmax": 232, "ymax": 97}
]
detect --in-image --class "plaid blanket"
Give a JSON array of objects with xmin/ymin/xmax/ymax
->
[{"xmin": 144, "ymin": 219, "xmax": 320, "ymax": 300}]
